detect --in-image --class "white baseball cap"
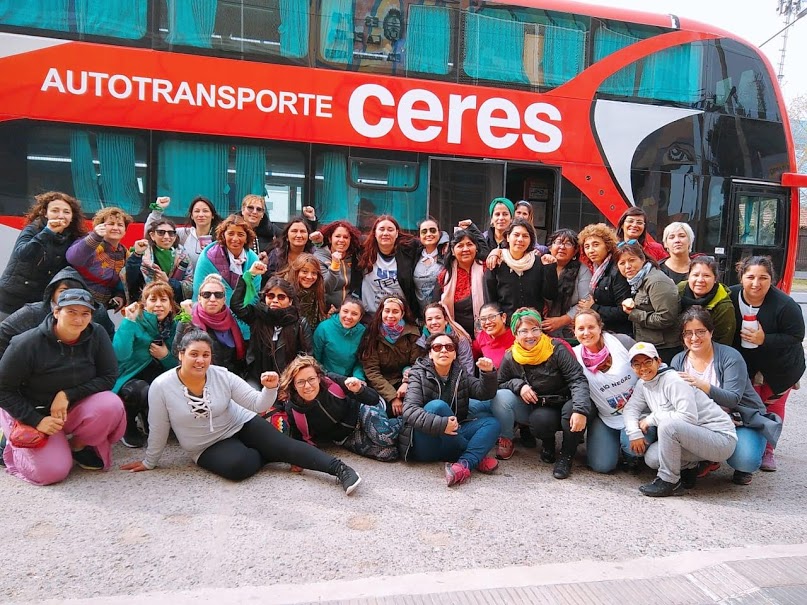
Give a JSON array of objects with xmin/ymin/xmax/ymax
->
[{"xmin": 628, "ymin": 342, "xmax": 659, "ymax": 361}]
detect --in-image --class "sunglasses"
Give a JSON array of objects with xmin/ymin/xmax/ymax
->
[
  {"xmin": 244, "ymin": 205, "xmax": 264, "ymax": 213},
  {"xmin": 199, "ymin": 291, "xmax": 225, "ymax": 299},
  {"xmin": 420, "ymin": 227, "xmax": 438, "ymax": 235},
  {"xmin": 265, "ymin": 292, "xmax": 289, "ymax": 301},
  {"xmin": 154, "ymin": 229, "xmax": 177, "ymax": 237},
  {"xmin": 430, "ymin": 343, "xmax": 456, "ymax": 353},
  {"xmin": 617, "ymin": 239, "xmax": 638, "ymax": 248}
]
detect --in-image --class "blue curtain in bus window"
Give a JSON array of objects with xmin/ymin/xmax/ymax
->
[
  {"xmin": 97, "ymin": 134, "xmax": 142, "ymax": 215},
  {"xmin": 235, "ymin": 146, "xmax": 266, "ymax": 199},
  {"xmin": 158, "ymin": 140, "xmax": 229, "ymax": 217},
  {"xmin": 69, "ymin": 131, "xmax": 102, "ymax": 212},
  {"xmin": 279, "ymin": 0, "xmax": 309, "ymax": 58},
  {"xmin": 464, "ymin": 11, "xmax": 529, "ymax": 84},
  {"xmin": 166, "ymin": 0, "xmax": 217, "ymax": 48},
  {"xmin": 388, "ymin": 163, "xmax": 418, "ymax": 228},
  {"xmin": 638, "ymin": 44, "xmax": 703, "ymax": 104},
  {"xmin": 594, "ymin": 26, "xmax": 641, "ymax": 95},
  {"xmin": 319, "ymin": 152, "xmax": 353, "ymax": 223},
  {"xmin": 406, "ymin": 5, "xmax": 450, "ymax": 75},
  {"xmin": 320, "ymin": 0, "xmax": 354, "ymax": 64},
  {"xmin": 542, "ymin": 24, "xmax": 586, "ymax": 87},
  {"xmin": 0, "ymin": 0, "xmax": 69, "ymax": 31},
  {"xmin": 75, "ymin": 0, "xmax": 147, "ymax": 39}
]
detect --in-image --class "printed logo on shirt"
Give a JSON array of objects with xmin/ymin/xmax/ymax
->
[
  {"xmin": 605, "ymin": 388, "xmax": 634, "ymax": 415},
  {"xmin": 374, "ymin": 267, "xmax": 399, "ymax": 289}
]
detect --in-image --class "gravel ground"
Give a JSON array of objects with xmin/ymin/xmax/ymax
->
[{"xmin": 2, "ymin": 388, "xmax": 805, "ymax": 603}]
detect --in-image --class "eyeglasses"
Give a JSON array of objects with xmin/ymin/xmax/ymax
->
[
  {"xmin": 683, "ymin": 328, "xmax": 710, "ymax": 340},
  {"xmin": 431, "ymin": 343, "xmax": 456, "ymax": 353},
  {"xmin": 420, "ymin": 227, "xmax": 438, "ymax": 235},
  {"xmin": 516, "ymin": 327, "xmax": 542, "ymax": 337},
  {"xmin": 265, "ymin": 292, "xmax": 289, "ymax": 301},
  {"xmin": 155, "ymin": 229, "xmax": 177, "ymax": 237},
  {"xmin": 617, "ymin": 239, "xmax": 638, "ymax": 248},
  {"xmin": 623, "ymin": 219, "xmax": 645, "ymax": 226},
  {"xmin": 551, "ymin": 240, "xmax": 575, "ymax": 248},
  {"xmin": 294, "ymin": 376, "xmax": 319, "ymax": 389},
  {"xmin": 630, "ymin": 358, "xmax": 657, "ymax": 371},
  {"xmin": 199, "ymin": 291, "xmax": 225, "ymax": 299},
  {"xmin": 244, "ymin": 205, "xmax": 264, "ymax": 214},
  {"xmin": 477, "ymin": 314, "xmax": 502, "ymax": 324}
]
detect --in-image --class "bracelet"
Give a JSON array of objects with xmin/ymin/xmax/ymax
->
[{"xmin": 148, "ymin": 202, "xmax": 163, "ymax": 211}]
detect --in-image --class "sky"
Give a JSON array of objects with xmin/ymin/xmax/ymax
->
[{"xmin": 595, "ymin": 0, "xmax": 807, "ymax": 107}]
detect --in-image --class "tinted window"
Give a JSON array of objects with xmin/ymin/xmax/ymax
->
[
  {"xmin": 705, "ymin": 114, "xmax": 789, "ymax": 180},
  {"xmin": 0, "ymin": 1, "xmax": 147, "ymax": 40}
]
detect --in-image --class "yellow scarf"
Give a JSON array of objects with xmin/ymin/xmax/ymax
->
[{"xmin": 511, "ymin": 334, "xmax": 554, "ymax": 365}]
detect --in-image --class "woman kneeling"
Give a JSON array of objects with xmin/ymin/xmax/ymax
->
[
  {"xmin": 399, "ymin": 332, "xmax": 500, "ymax": 486},
  {"xmin": 121, "ymin": 331, "xmax": 362, "ymax": 494}
]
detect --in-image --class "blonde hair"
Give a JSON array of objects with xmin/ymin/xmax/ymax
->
[
  {"xmin": 199, "ymin": 273, "xmax": 226, "ymax": 292},
  {"xmin": 578, "ymin": 223, "xmax": 619, "ymax": 254},
  {"xmin": 662, "ymin": 221, "xmax": 695, "ymax": 253}
]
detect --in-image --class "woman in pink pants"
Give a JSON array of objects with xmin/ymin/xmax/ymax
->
[{"xmin": 0, "ymin": 289, "xmax": 124, "ymax": 485}]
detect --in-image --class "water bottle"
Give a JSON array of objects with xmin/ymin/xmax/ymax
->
[{"xmin": 741, "ymin": 315, "xmax": 759, "ymax": 349}]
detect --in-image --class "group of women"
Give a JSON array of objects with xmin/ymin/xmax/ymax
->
[{"xmin": 0, "ymin": 192, "xmax": 803, "ymax": 498}]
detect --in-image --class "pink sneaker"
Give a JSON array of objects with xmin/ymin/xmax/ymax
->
[
  {"xmin": 476, "ymin": 456, "xmax": 499, "ymax": 474},
  {"xmin": 445, "ymin": 461, "xmax": 471, "ymax": 486},
  {"xmin": 760, "ymin": 450, "xmax": 777, "ymax": 472},
  {"xmin": 496, "ymin": 437, "xmax": 514, "ymax": 460}
]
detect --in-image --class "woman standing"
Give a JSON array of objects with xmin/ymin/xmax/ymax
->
[
  {"xmin": 413, "ymin": 217, "xmax": 444, "ymax": 311},
  {"xmin": 399, "ymin": 332, "xmax": 500, "ymax": 486},
  {"xmin": 678, "ymin": 257, "xmax": 735, "ymax": 346},
  {"xmin": 417, "ymin": 303, "xmax": 474, "ymax": 376},
  {"xmin": 659, "ymin": 222, "xmax": 695, "ymax": 283},
  {"xmin": 313, "ymin": 297, "xmax": 366, "ymax": 380},
  {"xmin": 439, "ymin": 229, "xmax": 486, "ymax": 337},
  {"xmin": 281, "ymin": 252, "xmax": 328, "ymax": 330},
  {"xmin": 266, "ymin": 216, "xmax": 314, "ymax": 277},
  {"xmin": 577, "ymin": 223, "xmax": 632, "ymax": 335},
  {"xmin": 0, "ymin": 192, "xmax": 86, "ymax": 320},
  {"xmin": 122, "ymin": 332, "xmax": 361, "ymax": 493},
  {"xmin": 126, "ymin": 219, "xmax": 193, "ymax": 303},
  {"xmin": 145, "ymin": 196, "xmax": 223, "ymax": 271},
  {"xmin": 671, "ymin": 306, "xmax": 782, "ymax": 485},
  {"xmin": 541, "ymin": 229, "xmax": 591, "ymax": 341},
  {"xmin": 496, "ymin": 308, "xmax": 591, "ymax": 479},
  {"xmin": 484, "ymin": 219, "xmax": 558, "ymax": 320},
  {"xmin": 729, "ymin": 256, "xmax": 805, "ymax": 472},
  {"xmin": 0, "ymin": 289, "xmax": 124, "ymax": 485},
  {"xmin": 623, "ymin": 342, "xmax": 737, "ymax": 497},
  {"xmin": 615, "ymin": 242, "xmax": 681, "ymax": 364},
  {"xmin": 280, "ymin": 355, "xmax": 401, "ymax": 461},
  {"xmin": 360, "ymin": 295, "xmax": 422, "ymax": 417},
  {"xmin": 314, "ymin": 220, "xmax": 362, "ymax": 310},
  {"xmin": 483, "ymin": 197, "xmax": 515, "ymax": 252},
  {"xmin": 615, "ymin": 207, "xmax": 667, "ymax": 262}
]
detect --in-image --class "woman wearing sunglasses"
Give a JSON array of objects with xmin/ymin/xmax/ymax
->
[
  {"xmin": 231, "ymin": 269, "xmax": 312, "ymax": 385},
  {"xmin": 399, "ymin": 331, "xmax": 500, "ymax": 486},
  {"xmin": 413, "ymin": 217, "xmax": 446, "ymax": 310},
  {"xmin": 126, "ymin": 219, "xmax": 193, "ymax": 303},
  {"xmin": 174, "ymin": 274, "xmax": 246, "ymax": 376}
]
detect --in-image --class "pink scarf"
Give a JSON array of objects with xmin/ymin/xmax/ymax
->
[
  {"xmin": 581, "ymin": 342, "xmax": 610, "ymax": 371},
  {"xmin": 191, "ymin": 303, "xmax": 246, "ymax": 360},
  {"xmin": 589, "ymin": 255, "xmax": 612, "ymax": 291},
  {"xmin": 440, "ymin": 260, "xmax": 485, "ymax": 328}
]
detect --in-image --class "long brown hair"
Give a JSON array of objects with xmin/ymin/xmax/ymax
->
[
  {"xmin": 281, "ymin": 252, "xmax": 326, "ymax": 319},
  {"xmin": 360, "ymin": 295, "xmax": 416, "ymax": 361},
  {"xmin": 24, "ymin": 191, "xmax": 87, "ymax": 237},
  {"xmin": 357, "ymin": 215, "xmax": 415, "ymax": 273}
]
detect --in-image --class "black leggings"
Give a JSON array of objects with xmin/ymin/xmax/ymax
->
[{"xmin": 197, "ymin": 416, "xmax": 338, "ymax": 481}]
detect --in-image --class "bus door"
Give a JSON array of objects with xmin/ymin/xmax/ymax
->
[
  {"xmin": 427, "ymin": 158, "xmax": 505, "ymax": 230},
  {"xmin": 720, "ymin": 181, "xmax": 789, "ymax": 286}
]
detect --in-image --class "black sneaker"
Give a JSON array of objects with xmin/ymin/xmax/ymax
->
[
  {"xmin": 539, "ymin": 442, "xmax": 556, "ymax": 464},
  {"xmin": 519, "ymin": 425, "xmax": 537, "ymax": 449},
  {"xmin": 732, "ymin": 470, "xmax": 753, "ymax": 485},
  {"xmin": 72, "ymin": 447, "xmax": 104, "ymax": 470},
  {"xmin": 0, "ymin": 429, "xmax": 6, "ymax": 467},
  {"xmin": 332, "ymin": 461, "xmax": 361, "ymax": 495},
  {"xmin": 121, "ymin": 425, "xmax": 146, "ymax": 449},
  {"xmin": 639, "ymin": 477, "xmax": 685, "ymax": 497},
  {"xmin": 553, "ymin": 455, "xmax": 573, "ymax": 479},
  {"xmin": 680, "ymin": 466, "xmax": 698, "ymax": 489}
]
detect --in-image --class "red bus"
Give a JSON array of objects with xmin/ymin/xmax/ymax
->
[{"xmin": 0, "ymin": 1, "xmax": 803, "ymax": 289}]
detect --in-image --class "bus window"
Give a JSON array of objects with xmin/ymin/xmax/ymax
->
[
  {"xmin": 159, "ymin": 0, "xmax": 309, "ymax": 61},
  {"xmin": 592, "ymin": 21, "xmax": 664, "ymax": 96},
  {"xmin": 156, "ymin": 139, "xmax": 305, "ymax": 221},
  {"xmin": 0, "ymin": 1, "xmax": 147, "ymax": 40},
  {"xmin": 736, "ymin": 195, "xmax": 779, "ymax": 247},
  {"xmin": 706, "ymin": 115, "xmax": 789, "ymax": 182}
]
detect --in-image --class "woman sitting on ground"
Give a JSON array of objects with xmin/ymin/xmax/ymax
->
[
  {"xmin": 121, "ymin": 331, "xmax": 361, "ymax": 494},
  {"xmin": 471, "ymin": 302, "xmax": 514, "ymax": 370},
  {"xmin": 678, "ymin": 256, "xmax": 735, "ymax": 346},
  {"xmin": 0, "ymin": 289, "xmax": 124, "ymax": 485},
  {"xmin": 417, "ymin": 302, "xmax": 475, "ymax": 376},
  {"xmin": 360, "ymin": 295, "xmax": 422, "ymax": 417},
  {"xmin": 399, "ymin": 332, "xmax": 500, "ymax": 486},
  {"xmin": 623, "ymin": 342, "xmax": 737, "ymax": 497},
  {"xmin": 671, "ymin": 306, "xmax": 782, "ymax": 485},
  {"xmin": 313, "ymin": 297, "xmax": 367, "ymax": 381},
  {"xmin": 280, "ymin": 355, "xmax": 401, "ymax": 461},
  {"xmin": 496, "ymin": 308, "xmax": 590, "ymax": 479}
]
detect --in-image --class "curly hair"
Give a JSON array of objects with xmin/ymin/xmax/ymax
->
[
  {"xmin": 215, "ymin": 214, "xmax": 256, "ymax": 249},
  {"xmin": 24, "ymin": 191, "xmax": 87, "ymax": 237},
  {"xmin": 320, "ymin": 220, "xmax": 363, "ymax": 255},
  {"xmin": 93, "ymin": 206, "xmax": 133, "ymax": 228},
  {"xmin": 578, "ymin": 223, "xmax": 619, "ymax": 268},
  {"xmin": 279, "ymin": 354, "xmax": 323, "ymax": 400}
]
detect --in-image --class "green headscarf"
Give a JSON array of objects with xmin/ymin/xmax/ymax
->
[
  {"xmin": 489, "ymin": 197, "xmax": 515, "ymax": 217},
  {"xmin": 510, "ymin": 308, "xmax": 542, "ymax": 334}
]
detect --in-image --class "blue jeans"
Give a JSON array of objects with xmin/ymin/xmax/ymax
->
[
  {"xmin": 726, "ymin": 427, "xmax": 766, "ymax": 473},
  {"xmin": 587, "ymin": 415, "xmax": 657, "ymax": 473},
  {"xmin": 490, "ymin": 389, "xmax": 533, "ymax": 439},
  {"xmin": 409, "ymin": 400, "xmax": 500, "ymax": 470}
]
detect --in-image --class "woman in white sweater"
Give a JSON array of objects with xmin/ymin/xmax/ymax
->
[
  {"xmin": 623, "ymin": 342, "xmax": 737, "ymax": 497},
  {"xmin": 121, "ymin": 331, "xmax": 362, "ymax": 494}
]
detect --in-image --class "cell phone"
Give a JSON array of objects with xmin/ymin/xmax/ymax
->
[{"xmin": 151, "ymin": 339, "xmax": 164, "ymax": 347}]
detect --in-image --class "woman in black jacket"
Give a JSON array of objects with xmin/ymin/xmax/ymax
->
[
  {"xmin": 280, "ymin": 355, "xmax": 401, "ymax": 461},
  {"xmin": 230, "ymin": 269, "xmax": 312, "ymax": 385},
  {"xmin": 498, "ymin": 308, "xmax": 591, "ymax": 480},
  {"xmin": 0, "ymin": 192, "xmax": 87, "ymax": 320},
  {"xmin": 399, "ymin": 332, "xmax": 500, "ymax": 487}
]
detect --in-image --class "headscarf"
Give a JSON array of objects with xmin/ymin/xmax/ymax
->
[
  {"xmin": 510, "ymin": 308, "xmax": 554, "ymax": 365},
  {"xmin": 489, "ymin": 197, "xmax": 515, "ymax": 216}
]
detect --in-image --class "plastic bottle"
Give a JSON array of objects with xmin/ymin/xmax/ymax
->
[{"xmin": 741, "ymin": 314, "xmax": 759, "ymax": 349}]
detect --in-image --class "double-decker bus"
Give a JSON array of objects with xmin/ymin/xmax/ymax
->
[{"xmin": 0, "ymin": 1, "xmax": 804, "ymax": 289}]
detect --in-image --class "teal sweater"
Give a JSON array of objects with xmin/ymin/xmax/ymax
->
[
  {"xmin": 113, "ymin": 310, "xmax": 178, "ymax": 393},
  {"xmin": 312, "ymin": 314, "xmax": 366, "ymax": 381}
]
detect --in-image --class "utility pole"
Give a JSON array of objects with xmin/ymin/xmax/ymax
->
[{"xmin": 775, "ymin": 0, "xmax": 803, "ymax": 84}]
